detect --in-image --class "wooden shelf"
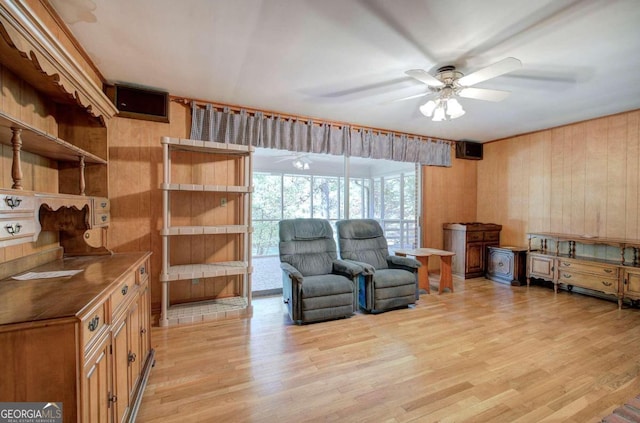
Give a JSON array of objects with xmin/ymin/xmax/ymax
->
[
  {"xmin": 161, "ymin": 136, "xmax": 254, "ymax": 155},
  {"xmin": 0, "ymin": 111, "xmax": 107, "ymax": 164},
  {"xmin": 160, "ymin": 225, "xmax": 249, "ymax": 236},
  {"xmin": 161, "ymin": 183, "xmax": 250, "ymax": 192},
  {"xmin": 159, "ymin": 261, "xmax": 248, "ymax": 282}
]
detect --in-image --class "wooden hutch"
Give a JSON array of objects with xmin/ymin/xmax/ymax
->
[{"xmin": 0, "ymin": 2, "xmax": 153, "ymax": 422}]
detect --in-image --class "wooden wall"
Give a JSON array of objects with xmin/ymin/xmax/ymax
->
[
  {"xmin": 422, "ymin": 154, "xmax": 477, "ymax": 270},
  {"xmin": 477, "ymin": 110, "xmax": 640, "ymax": 246}
]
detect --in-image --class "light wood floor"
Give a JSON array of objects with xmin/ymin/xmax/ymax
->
[{"xmin": 138, "ymin": 278, "xmax": 640, "ymax": 422}]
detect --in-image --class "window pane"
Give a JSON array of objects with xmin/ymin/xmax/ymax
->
[
  {"xmin": 282, "ymin": 174, "xmax": 312, "ymax": 218},
  {"xmin": 403, "ymin": 173, "xmax": 416, "ymax": 220},
  {"xmin": 252, "ymin": 173, "xmax": 282, "ymax": 220},
  {"xmin": 383, "ymin": 176, "xmax": 401, "ymax": 219},
  {"xmin": 312, "ymin": 176, "xmax": 340, "ymax": 219},
  {"xmin": 252, "ymin": 220, "xmax": 280, "ymax": 256}
]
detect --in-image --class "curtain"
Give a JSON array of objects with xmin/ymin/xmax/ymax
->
[{"xmin": 189, "ymin": 102, "xmax": 451, "ymax": 167}]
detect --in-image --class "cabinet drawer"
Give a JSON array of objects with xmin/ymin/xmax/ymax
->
[
  {"xmin": 0, "ymin": 193, "xmax": 35, "ymax": 212},
  {"xmin": 110, "ymin": 272, "xmax": 136, "ymax": 314},
  {"xmin": 466, "ymin": 231, "xmax": 484, "ymax": 242},
  {"xmin": 82, "ymin": 302, "xmax": 106, "ymax": 349},
  {"xmin": 92, "ymin": 197, "xmax": 110, "ymax": 227},
  {"xmin": 558, "ymin": 260, "xmax": 618, "ymax": 278},
  {"xmin": 136, "ymin": 258, "xmax": 150, "ymax": 284},
  {"xmin": 0, "ymin": 217, "xmax": 37, "ymax": 242},
  {"xmin": 558, "ymin": 270, "xmax": 618, "ymax": 294},
  {"xmin": 484, "ymin": 231, "xmax": 500, "ymax": 242}
]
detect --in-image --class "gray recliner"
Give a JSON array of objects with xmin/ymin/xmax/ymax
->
[
  {"xmin": 336, "ymin": 219, "xmax": 420, "ymax": 313},
  {"xmin": 279, "ymin": 218, "xmax": 363, "ymax": 324}
]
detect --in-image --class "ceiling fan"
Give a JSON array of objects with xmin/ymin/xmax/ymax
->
[
  {"xmin": 404, "ymin": 57, "xmax": 522, "ymax": 121},
  {"xmin": 274, "ymin": 153, "xmax": 313, "ymax": 170}
]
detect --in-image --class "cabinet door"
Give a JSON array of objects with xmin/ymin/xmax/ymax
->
[
  {"xmin": 528, "ymin": 254, "xmax": 555, "ymax": 281},
  {"xmin": 139, "ymin": 284, "xmax": 151, "ymax": 363},
  {"xmin": 128, "ymin": 300, "xmax": 142, "ymax": 402},
  {"xmin": 466, "ymin": 242, "xmax": 483, "ymax": 275},
  {"xmin": 112, "ymin": 318, "xmax": 130, "ymax": 423},
  {"xmin": 625, "ymin": 269, "xmax": 640, "ymax": 299},
  {"xmin": 83, "ymin": 334, "xmax": 112, "ymax": 423}
]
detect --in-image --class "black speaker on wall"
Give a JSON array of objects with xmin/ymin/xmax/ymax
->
[
  {"xmin": 106, "ymin": 84, "xmax": 169, "ymax": 123},
  {"xmin": 455, "ymin": 140, "xmax": 483, "ymax": 160}
]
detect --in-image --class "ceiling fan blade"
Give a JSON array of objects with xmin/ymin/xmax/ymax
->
[
  {"xmin": 458, "ymin": 57, "xmax": 522, "ymax": 87},
  {"xmin": 458, "ymin": 87, "xmax": 511, "ymax": 102},
  {"xmin": 390, "ymin": 91, "xmax": 431, "ymax": 103},
  {"xmin": 405, "ymin": 69, "xmax": 444, "ymax": 87}
]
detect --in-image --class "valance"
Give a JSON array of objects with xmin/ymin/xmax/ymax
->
[{"xmin": 190, "ymin": 103, "xmax": 451, "ymax": 167}]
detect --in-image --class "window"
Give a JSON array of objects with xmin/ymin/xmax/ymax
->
[{"xmin": 252, "ymin": 149, "xmax": 419, "ymax": 295}]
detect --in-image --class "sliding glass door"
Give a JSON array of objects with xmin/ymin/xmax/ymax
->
[{"xmin": 252, "ymin": 149, "xmax": 419, "ymax": 295}]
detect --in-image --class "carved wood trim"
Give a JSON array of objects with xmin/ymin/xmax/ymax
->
[{"xmin": 0, "ymin": 0, "xmax": 117, "ymax": 122}]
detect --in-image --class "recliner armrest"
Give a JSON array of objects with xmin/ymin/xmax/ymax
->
[
  {"xmin": 280, "ymin": 262, "xmax": 304, "ymax": 282},
  {"xmin": 332, "ymin": 259, "xmax": 364, "ymax": 277},
  {"xmin": 340, "ymin": 259, "xmax": 375, "ymax": 275},
  {"xmin": 387, "ymin": 255, "xmax": 421, "ymax": 270}
]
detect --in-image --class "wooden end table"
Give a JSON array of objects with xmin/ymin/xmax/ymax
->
[{"xmin": 394, "ymin": 248, "xmax": 456, "ymax": 294}]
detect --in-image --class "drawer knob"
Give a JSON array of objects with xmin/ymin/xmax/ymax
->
[
  {"xmin": 140, "ymin": 266, "xmax": 146, "ymax": 275},
  {"xmin": 88, "ymin": 315, "xmax": 100, "ymax": 332},
  {"xmin": 128, "ymin": 352, "xmax": 137, "ymax": 363},
  {"xmin": 604, "ymin": 269, "xmax": 613, "ymax": 274},
  {"xmin": 101, "ymin": 215, "xmax": 107, "ymax": 222},
  {"xmin": 121, "ymin": 284, "xmax": 129, "ymax": 295},
  {"xmin": 562, "ymin": 262, "xmax": 571, "ymax": 267},
  {"xmin": 5, "ymin": 223, "xmax": 22, "ymax": 235},
  {"xmin": 563, "ymin": 273, "xmax": 572, "ymax": 278},
  {"xmin": 4, "ymin": 196, "xmax": 22, "ymax": 209},
  {"xmin": 101, "ymin": 202, "xmax": 107, "ymax": 208},
  {"xmin": 602, "ymin": 281, "xmax": 613, "ymax": 287},
  {"xmin": 140, "ymin": 328, "xmax": 147, "ymax": 335}
]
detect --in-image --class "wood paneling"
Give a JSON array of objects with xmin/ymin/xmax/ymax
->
[
  {"xmin": 422, "ymin": 153, "xmax": 477, "ymax": 271},
  {"xmin": 478, "ymin": 110, "xmax": 640, "ymax": 246}
]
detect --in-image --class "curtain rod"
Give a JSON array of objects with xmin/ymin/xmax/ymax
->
[{"xmin": 171, "ymin": 96, "xmax": 456, "ymax": 145}]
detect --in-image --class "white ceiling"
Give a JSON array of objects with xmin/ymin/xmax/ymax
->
[{"xmin": 51, "ymin": 0, "xmax": 640, "ymax": 142}]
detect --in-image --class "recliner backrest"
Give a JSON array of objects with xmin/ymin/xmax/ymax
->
[
  {"xmin": 336, "ymin": 219, "xmax": 389, "ymax": 269},
  {"xmin": 279, "ymin": 218, "xmax": 337, "ymax": 276}
]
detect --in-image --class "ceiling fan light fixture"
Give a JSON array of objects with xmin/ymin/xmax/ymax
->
[
  {"xmin": 419, "ymin": 100, "xmax": 437, "ymax": 117},
  {"xmin": 432, "ymin": 106, "xmax": 446, "ymax": 122},
  {"xmin": 292, "ymin": 158, "xmax": 310, "ymax": 170},
  {"xmin": 446, "ymin": 98, "xmax": 465, "ymax": 119}
]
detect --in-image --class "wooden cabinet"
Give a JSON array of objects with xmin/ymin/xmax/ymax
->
[
  {"xmin": 526, "ymin": 232, "xmax": 640, "ymax": 308},
  {"xmin": 0, "ymin": 253, "xmax": 153, "ymax": 423},
  {"xmin": 621, "ymin": 267, "xmax": 640, "ymax": 305},
  {"xmin": 527, "ymin": 252, "xmax": 556, "ymax": 281},
  {"xmin": 443, "ymin": 222, "xmax": 502, "ymax": 278},
  {"xmin": 486, "ymin": 246, "xmax": 528, "ymax": 285},
  {"xmin": 160, "ymin": 137, "xmax": 253, "ymax": 326}
]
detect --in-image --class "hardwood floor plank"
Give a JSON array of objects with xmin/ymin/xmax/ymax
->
[{"xmin": 138, "ymin": 277, "xmax": 640, "ymax": 422}]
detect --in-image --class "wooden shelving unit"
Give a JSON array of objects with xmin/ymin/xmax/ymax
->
[{"xmin": 159, "ymin": 136, "xmax": 253, "ymax": 326}]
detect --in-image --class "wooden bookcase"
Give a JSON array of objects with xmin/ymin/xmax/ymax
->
[{"xmin": 159, "ymin": 136, "xmax": 253, "ymax": 326}]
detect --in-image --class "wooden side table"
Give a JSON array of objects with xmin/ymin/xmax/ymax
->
[{"xmin": 394, "ymin": 248, "xmax": 456, "ymax": 294}]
